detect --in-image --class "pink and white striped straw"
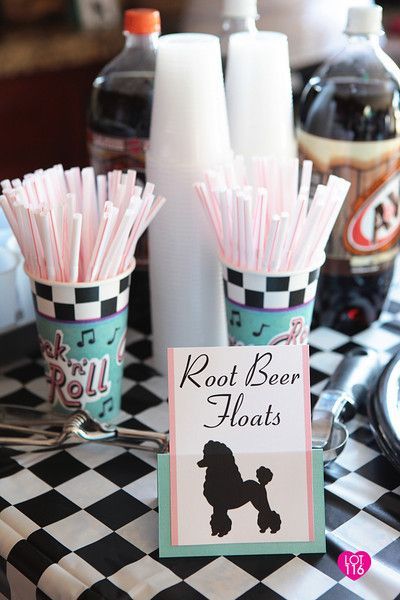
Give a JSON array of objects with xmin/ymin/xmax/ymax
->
[
  {"xmin": 0, "ymin": 165, "xmax": 166, "ymax": 283},
  {"xmin": 195, "ymin": 156, "xmax": 351, "ymax": 274}
]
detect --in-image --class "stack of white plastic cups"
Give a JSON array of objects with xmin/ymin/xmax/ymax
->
[
  {"xmin": 147, "ymin": 34, "xmax": 232, "ymax": 374},
  {"xmin": 226, "ymin": 31, "xmax": 296, "ymax": 167}
]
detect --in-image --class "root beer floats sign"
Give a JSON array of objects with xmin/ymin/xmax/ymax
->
[
  {"xmin": 30, "ymin": 269, "xmax": 132, "ymax": 421},
  {"xmin": 299, "ymin": 131, "xmax": 400, "ymax": 274},
  {"xmin": 159, "ymin": 344, "xmax": 327, "ymax": 557},
  {"xmin": 168, "ymin": 345, "xmax": 315, "ymax": 546}
]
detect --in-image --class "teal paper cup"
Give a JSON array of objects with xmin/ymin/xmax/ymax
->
[
  {"xmin": 222, "ymin": 255, "xmax": 325, "ymax": 346},
  {"xmin": 28, "ymin": 264, "xmax": 134, "ymax": 421}
]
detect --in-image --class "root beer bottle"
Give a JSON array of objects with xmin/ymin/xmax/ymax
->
[{"xmin": 299, "ymin": 5, "xmax": 400, "ymax": 334}]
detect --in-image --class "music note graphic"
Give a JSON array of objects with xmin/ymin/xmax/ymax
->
[
  {"xmin": 229, "ymin": 310, "xmax": 242, "ymax": 327},
  {"xmin": 99, "ymin": 397, "xmax": 113, "ymax": 418},
  {"xmin": 253, "ymin": 323, "xmax": 270, "ymax": 338},
  {"xmin": 107, "ymin": 327, "xmax": 120, "ymax": 345},
  {"xmin": 77, "ymin": 328, "xmax": 96, "ymax": 347}
]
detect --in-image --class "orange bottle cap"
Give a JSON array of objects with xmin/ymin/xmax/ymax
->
[{"xmin": 124, "ymin": 9, "xmax": 161, "ymax": 35}]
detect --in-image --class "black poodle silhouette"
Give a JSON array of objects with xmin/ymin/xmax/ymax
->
[{"xmin": 198, "ymin": 440, "xmax": 281, "ymax": 537}]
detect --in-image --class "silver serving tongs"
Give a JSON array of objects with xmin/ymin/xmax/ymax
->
[
  {"xmin": 312, "ymin": 348, "xmax": 383, "ymax": 464},
  {"xmin": 0, "ymin": 406, "xmax": 169, "ymax": 453}
]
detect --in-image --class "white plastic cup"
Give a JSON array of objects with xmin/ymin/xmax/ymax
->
[
  {"xmin": 147, "ymin": 32, "xmax": 232, "ymax": 374},
  {"xmin": 0, "ymin": 228, "xmax": 11, "ymax": 246},
  {"xmin": 226, "ymin": 31, "xmax": 296, "ymax": 165},
  {"xmin": 0, "ymin": 246, "xmax": 18, "ymax": 330},
  {"xmin": 7, "ymin": 235, "xmax": 35, "ymax": 324},
  {"xmin": 148, "ymin": 162, "xmax": 227, "ymax": 371},
  {"xmin": 148, "ymin": 33, "xmax": 231, "ymax": 167}
]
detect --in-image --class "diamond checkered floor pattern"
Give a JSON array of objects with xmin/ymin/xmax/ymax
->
[{"xmin": 1, "ymin": 315, "xmax": 400, "ymax": 599}]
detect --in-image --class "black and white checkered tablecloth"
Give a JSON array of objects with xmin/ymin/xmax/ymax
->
[{"xmin": 1, "ymin": 302, "xmax": 400, "ymax": 600}]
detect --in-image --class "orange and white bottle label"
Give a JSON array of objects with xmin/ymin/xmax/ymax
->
[{"xmin": 298, "ymin": 130, "xmax": 400, "ymax": 275}]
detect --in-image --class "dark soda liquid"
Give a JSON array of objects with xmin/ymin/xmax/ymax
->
[
  {"xmin": 88, "ymin": 73, "xmax": 154, "ymax": 268},
  {"xmin": 300, "ymin": 77, "xmax": 399, "ymax": 141},
  {"xmin": 88, "ymin": 76, "xmax": 153, "ymax": 139},
  {"xmin": 300, "ymin": 77, "xmax": 400, "ymax": 334}
]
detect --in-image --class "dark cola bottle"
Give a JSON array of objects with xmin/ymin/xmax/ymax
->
[
  {"xmin": 88, "ymin": 9, "xmax": 160, "ymax": 267},
  {"xmin": 298, "ymin": 5, "xmax": 400, "ymax": 334}
]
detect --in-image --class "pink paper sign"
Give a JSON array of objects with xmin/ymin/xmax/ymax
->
[
  {"xmin": 337, "ymin": 551, "xmax": 371, "ymax": 580},
  {"xmin": 168, "ymin": 345, "xmax": 314, "ymax": 547}
]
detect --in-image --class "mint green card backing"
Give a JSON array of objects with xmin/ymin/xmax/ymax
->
[{"xmin": 158, "ymin": 450, "xmax": 326, "ymax": 557}]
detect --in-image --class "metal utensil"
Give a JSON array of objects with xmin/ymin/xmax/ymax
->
[
  {"xmin": 312, "ymin": 348, "xmax": 383, "ymax": 464},
  {"xmin": 369, "ymin": 350, "xmax": 400, "ymax": 472},
  {"xmin": 0, "ymin": 405, "xmax": 66, "ymax": 426},
  {"xmin": 320, "ymin": 421, "xmax": 348, "ymax": 465},
  {"xmin": 0, "ymin": 407, "xmax": 169, "ymax": 453}
]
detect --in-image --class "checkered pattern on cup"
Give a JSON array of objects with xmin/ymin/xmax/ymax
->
[
  {"xmin": 30, "ymin": 272, "xmax": 132, "ymax": 322},
  {"xmin": 222, "ymin": 264, "xmax": 320, "ymax": 310}
]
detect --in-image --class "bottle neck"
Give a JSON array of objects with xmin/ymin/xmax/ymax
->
[
  {"xmin": 222, "ymin": 15, "xmax": 258, "ymax": 34},
  {"xmin": 124, "ymin": 31, "xmax": 159, "ymax": 51},
  {"xmin": 345, "ymin": 32, "xmax": 381, "ymax": 49}
]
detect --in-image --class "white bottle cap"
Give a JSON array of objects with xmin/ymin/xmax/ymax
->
[
  {"xmin": 345, "ymin": 5, "xmax": 383, "ymax": 36},
  {"xmin": 223, "ymin": 0, "xmax": 258, "ymax": 19}
]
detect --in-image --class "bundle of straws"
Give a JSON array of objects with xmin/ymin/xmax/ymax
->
[
  {"xmin": 0, "ymin": 166, "xmax": 166, "ymax": 282},
  {"xmin": 195, "ymin": 157, "xmax": 351, "ymax": 272}
]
